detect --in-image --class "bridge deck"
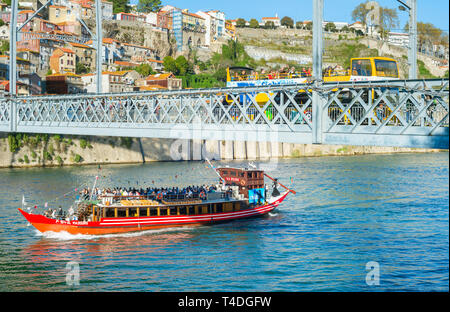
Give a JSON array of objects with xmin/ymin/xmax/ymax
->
[{"xmin": 1, "ymin": 79, "xmax": 448, "ymax": 149}]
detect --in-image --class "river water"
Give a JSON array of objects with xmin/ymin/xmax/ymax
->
[{"xmin": 0, "ymin": 153, "xmax": 448, "ymax": 292}]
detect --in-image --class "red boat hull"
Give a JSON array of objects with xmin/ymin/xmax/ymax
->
[{"xmin": 19, "ymin": 192, "xmax": 289, "ymax": 235}]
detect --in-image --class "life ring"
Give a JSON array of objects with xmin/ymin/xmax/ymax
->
[
  {"xmin": 156, "ymin": 193, "xmax": 163, "ymax": 200},
  {"xmin": 199, "ymin": 191, "xmax": 206, "ymax": 199},
  {"xmin": 240, "ymin": 179, "xmax": 245, "ymax": 186}
]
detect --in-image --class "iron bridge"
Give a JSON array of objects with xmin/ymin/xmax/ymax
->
[{"xmin": 0, "ymin": 79, "xmax": 448, "ymax": 149}]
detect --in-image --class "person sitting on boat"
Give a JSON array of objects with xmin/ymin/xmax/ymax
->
[{"xmin": 68, "ymin": 206, "xmax": 74, "ymax": 218}]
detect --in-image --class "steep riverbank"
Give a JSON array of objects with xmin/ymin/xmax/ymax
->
[{"xmin": 0, "ymin": 133, "xmax": 445, "ymax": 168}]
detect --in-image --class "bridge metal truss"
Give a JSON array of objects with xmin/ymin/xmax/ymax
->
[{"xmin": 0, "ymin": 79, "xmax": 448, "ymax": 149}]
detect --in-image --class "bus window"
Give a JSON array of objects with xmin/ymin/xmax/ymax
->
[
  {"xmin": 351, "ymin": 59, "xmax": 372, "ymax": 76},
  {"xmin": 374, "ymin": 59, "xmax": 398, "ymax": 78}
]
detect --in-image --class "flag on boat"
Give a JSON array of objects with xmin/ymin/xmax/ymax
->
[
  {"xmin": 22, "ymin": 195, "xmax": 27, "ymax": 207},
  {"xmin": 44, "ymin": 202, "xmax": 48, "ymax": 208}
]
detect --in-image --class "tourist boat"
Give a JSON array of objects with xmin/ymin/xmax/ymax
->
[{"xmin": 18, "ymin": 166, "xmax": 295, "ymax": 235}]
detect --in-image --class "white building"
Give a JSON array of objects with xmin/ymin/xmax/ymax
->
[
  {"xmin": 349, "ymin": 21, "xmax": 365, "ymax": 34},
  {"xmin": 322, "ymin": 21, "xmax": 348, "ymax": 30},
  {"xmin": 145, "ymin": 11, "xmax": 157, "ymax": 25},
  {"xmin": 196, "ymin": 11, "xmax": 218, "ymax": 46},
  {"xmin": 102, "ymin": 1, "xmax": 113, "ymax": 20},
  {"xmin": 261, "ymin": 15, "xmax": 281, "ymax": 27},
  {"xmin": 206, "ymin": 10, "xmax": 226, "ymax": 37},
  {"xmin": 0, "ymin": 25, "xmax": 9, "ymax": 40}
]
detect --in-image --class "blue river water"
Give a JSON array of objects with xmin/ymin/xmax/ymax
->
[{"xmin": 0, "ymin": 153, "xmax": 448, "ymax": 291}]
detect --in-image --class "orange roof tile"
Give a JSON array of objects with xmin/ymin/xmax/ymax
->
[
  {"xmin": 69, "ymin": 42, "xmax": 93, "ymax": 49},
  {"xmin": 140, "ymin": 85, "xmax": 167, "ymax": 90},
  {"xmin": 183, "ymin": 11, "xmax": 205, "ymax": 19},
  {"xmin": 146, "ymin": 73, "xmax": 174, "ymax": 80},
  {"xmin": 59, "ymin": 47, "xmax": 75, "ymax": 54},
  {"xmin": 114, "ymin": 61, "xmax": 138, "ymax": 67},
  {"xmin": 147, "ymin": 59, "xmax": 163, "ymax": 64}
]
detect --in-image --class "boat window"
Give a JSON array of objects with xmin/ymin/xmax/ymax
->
[
  {"xmin": 117, "ymin": 208, "xmax": 126, "ymax": 217},
  {"xmin": 222, "ymin": 170, "xmax": 228, "ymax": 175},
  {"xmin": 248, "ymin": 172, "xmax": 253, "ymax": 178},
  {"xmin": 188, "ymin": 206, "xmax": 195, "ymax": 215},
  {"xmin": 208, "ymin": 204, "xmax": 213, "ymax": 213},
  {"xmin": 230, "ymin": 171, "xmax": 236, "ymax": 176},
  {"xmin": 179, "ymin": 206, "xmax": 187, "ymax": 215},
  {"xmin": 216, "ymin": 203, "xmax": 223, "ymax": 213},
  {"xmin": 130, "ymin": 208, "xmax": 138, "ymax": 217},
  {"xmin": 169, "ymin": 207, "xmax": 177, "ymax": 215},
  {"xmin": 150, "ymin": 208, "xmax": 158, "ymax": 216},
  {"xmin": 139, "ymin": 208, "xmax": 147, "ymax": 217},
  {"xmin": 160, "ymin": 208, "xmax": 168, "ymax": 216},
  {"xmin": 105, "ymin": 208, "xmax": 115, "ymax": 217}
]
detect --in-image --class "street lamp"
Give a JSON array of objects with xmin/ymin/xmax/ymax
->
[{"xmin": 396, "ymin": 0, "xmax": 417, "ymax": 79}]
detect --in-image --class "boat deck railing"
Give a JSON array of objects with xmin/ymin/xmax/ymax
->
[{"xmin": 97, "ymin": 191, "xmax": 231, "ymax": 205}]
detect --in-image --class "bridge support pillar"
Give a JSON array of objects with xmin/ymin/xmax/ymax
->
[
  {"xmin": 312, "ymin": 91, "xmax": 324, "ymax": 144},
  {"xmin": 9, "ymin": 99, "xmax": 17, "ymax": 133}
]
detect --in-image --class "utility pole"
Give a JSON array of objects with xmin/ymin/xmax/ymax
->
[
  {"xmin": 312, "ymin": 0, "xmax": 323, "ymax": 144},
  {"xmin": 312, "ymin": 0, "xmax": 323, "ymax": 81},
  {"xmin": 408, "ymin": 0, "xmax": 417, "ymax": 79},
  {"xmin": 398, "ymin": 0, "xmax": 417, "ymax": 79},
  {"xmin": 9, "ymin": 0, "xmax": 18, "ymax": 96},
  {"xmin": 95, "ymin": 0, "xmax": 103, "ymax": 93}
]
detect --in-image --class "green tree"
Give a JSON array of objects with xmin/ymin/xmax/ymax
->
[
  {"xmin": 75, "ymin": 62, "xmax": 89, "ymax": 75},
  {"xmin": 236, "ymin": 18, "xmax": 246, "ymax": 28},
  {"xmin": 112, "ymin": 0, "xmax": 130, "ymax": 14},
  {"xmin": 133, "ymin": 63, "xmax": 155, "ymax": 76},
  {"xmin": 405, "ymin": 21, "xmax": 448, "ymax": 53},
  {"xmin": 378, "ymin": 7, "xmax": 398, "ymax": 39},
  {"xmin": 137, "ymin": 0, "xmax": 161, "ymax": 13},
  {"xmin": 305, "ymin": 22, "xmax": 313, "ymax": 31},
  {"xmin": 264, "ymin": 21, "xmax": 275, "ymax": 29},
  {"xmin": 281, "ymin": 16, "xmax": 294, "ymax": 28},
  {"xmin": 249, "ymin": 19, "xmax": 259, "ymax": 28},
  {"xmin": 163, "ymin": 56, "xmax": 178, "ymax": 74},
  {"xmin": 0, "ymin": 40, "xmax": 9, "ymax": 54},
  {"xmin": 295, "ymin": 21, "xmax": 304, "ymax": 29},
  {"xmin": 175, "ymin": 55, "xmax": 192, "ymax": 76},
  {"xmin": 351, "ymin": 2, "xmax": 371, "ymax": 27},
  {"xmin": 324, "ymin": 22, "xmax": 337, "ymax": 32}
]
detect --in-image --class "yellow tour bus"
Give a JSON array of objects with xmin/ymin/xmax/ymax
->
[{"xmin": 224, "ymin": 57, "xmax": 400, "ymax": 123}]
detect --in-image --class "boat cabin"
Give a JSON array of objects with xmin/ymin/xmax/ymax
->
[{"xmin": 216, "ymin": 167, "xmax": 265, "ymax": 199}]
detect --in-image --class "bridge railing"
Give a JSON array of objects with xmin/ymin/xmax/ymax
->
[{"xmin": 0, "ymin": 79, "xmax": 448, "ymax": 149}]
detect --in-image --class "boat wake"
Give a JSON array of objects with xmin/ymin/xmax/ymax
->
[{"xmin": 34, "ymin": 226, "xmax": 196, "ymax": 241}]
